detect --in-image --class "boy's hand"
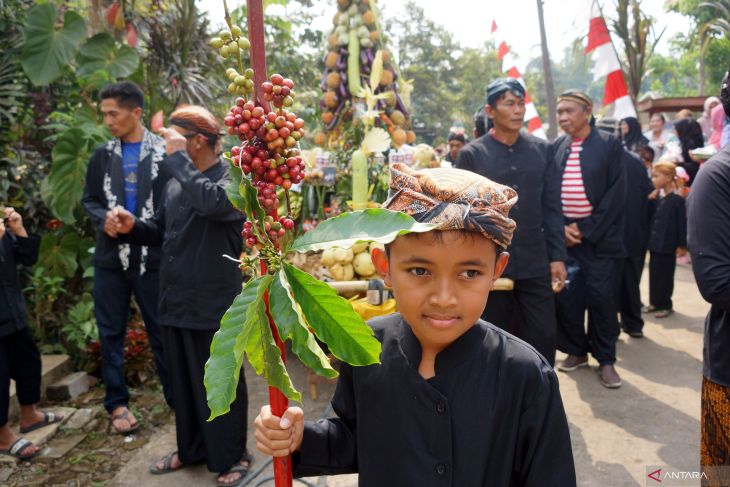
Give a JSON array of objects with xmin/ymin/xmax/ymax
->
[
  {"xmin": 112, "ymin": 207, "xmax": 135, "ymax": 234},
  {"xmin": 3, "ymin": 207, "xmax": 27, "ymax": 238},
  {"xmin": 254, "ymin": 405, "xmax": 304, "ymax": 457}
]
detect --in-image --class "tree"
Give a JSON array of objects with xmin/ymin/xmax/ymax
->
[
  {"xmin": 611, "ymin": 0, "xmax": 665, "ymax": 102},
  {"xmin": 536, "ymin": 0, "xmax": 557, "ymax": 139}
]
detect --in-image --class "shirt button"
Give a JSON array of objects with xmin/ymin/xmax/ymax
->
[
  {"xmin": 168, "ymin": 256, "xmax": 174, "ymax": 262},
  {"xmin": 508, "ymin": 148, "xmax": 514, "ymax": 153},
  {"xmin": 511, "ymin": 165, "xmax": 517, "ymax": 171},
  {"xmin": 436, "ymin": 464, "xmax": 446, "ymax": 475},
  {"xmin": 436, "ymin": 402, "xmax": 445, "ymax": 414}
]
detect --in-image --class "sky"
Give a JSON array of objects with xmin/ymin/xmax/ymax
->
[{"xmin": 200, "ymin": 0, "xmax": 688, "ymax": 71}]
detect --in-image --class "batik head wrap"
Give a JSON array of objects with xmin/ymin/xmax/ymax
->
[
  {"xmin": 384, "ymin": 163, "xmax": 517, "ymax": 249},
  {"xmin": 486, "ymin": 78, "xmax": 526, "ymax": 107},
  {"xmin": 169, "ymin": 105, "xmax": 223, "ymax": 150},
  {"xmin": 557, "ymin": 90, "xmax": 593, "ymax": 109}
]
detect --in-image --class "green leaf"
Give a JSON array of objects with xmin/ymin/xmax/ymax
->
[
  {"xmin": 289, "ymin": 209, "xmax": 436, "ymax": 253},
  {"xmin": 48, "ymin": 128, "xmax": 96, "ymax": 224},
  {"xmin": 37, "ymin": 233, "xmax": 80, "ymax": 278},
  {"xmin": 21, "ymin": 4, "xmax": 86, "ymax": 86},
  {"xmin": 283, "ymin": 263, "xmax": 381, "ymax": 366},
  {"xmin": 226, "ymin": 162, "xmax": 247, "ymax": 212},
  {"xmin": 239, "ymin": 176, "xmax": 267, "ymax": 238},
  {"xmin": 205, "ymin": 275, "xmax": 300, "ymax": 420},
  {"xmin": 269, "ymin": 270, "xmax": 338, "ymax": 379},
  {"xmin": 76, "ymin": 33, "xmax": 139, "ymax": 79}
]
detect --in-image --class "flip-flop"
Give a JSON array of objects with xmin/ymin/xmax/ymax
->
[
  {"xmin": 217, "ymin": 452, "xmax": 254, "ymax": 487},
  {"xmin": 19, "ymin": 411, "xmax": 64, "ymax": 434},
  {"xmin": 110, "ymin": 408, "xmax": 139, "ymax": 434},
  {"xmin": 149, "ymin": 451, "xmax": 184, "ymax": 475},
  {"xmin": 0, "ymin": 438, "xmax": 39, "ymax": 460}
]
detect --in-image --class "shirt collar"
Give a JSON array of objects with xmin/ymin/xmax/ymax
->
[{"xmin": 398, "ymin": 317, "xmax": 487, "ymax": 375}]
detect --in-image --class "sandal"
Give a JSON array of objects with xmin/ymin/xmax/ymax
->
[
  {"xmin": 149, "ymin": 451, "xmax": 184, "ymax": 475},
  {"xmin": 19, "ymin": 411, "xmax": 64, "ymax": 434},
  {"xmin": 642, "ymin": 305, "xmax": 656, "ymax": 313},
  {"xmin": 655, "ymin": 309, "xmax": 674, "ymax": 319},
  {"xmin": 217, "ymin": 452, "xmax": 254, "ymax": 487},
  {"xmin": 0, "ymin": 438, "xmax": 39, "ymax": 460},
  {"xmin": 111, "ymin": 408, "xmax": 139, "ymax": 434}
]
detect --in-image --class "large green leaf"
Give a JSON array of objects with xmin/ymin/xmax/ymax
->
[
  {"xmin": 48, "ymin": 128, "xmax": 95, "ymax": 224},
  {"xmin": 205, "ymin": 275, "xmax": 300, "ymax": 420},
  {"xmin": 289, "ymin": 209, "xmax": 436, "ymax": 253},
  {"xmin": 37, "ymin": 233, "xmax": 80, "ymax": 278},
  {"xmin": 269, "ymin": 270, "xmax": 338, "ymax": 379},
  {"xmin": 76, "ymin": 33, "xmax": 139, "ymax": 79},
  {"xmin": 226, "ymin": 162, "xmax": 247, "ymax": 212},
  {"xmin": 239, "ymin": 176, "xmax": 267, "ymax": 239},
  {"xmin": 283, "ymin": 263, "xmax": 381, "ymax": 366},
  {"xmin": 21, "ymin": 4, "xmax": 86, "ymax": 86}
]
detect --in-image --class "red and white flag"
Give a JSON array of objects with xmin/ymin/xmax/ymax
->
[
  {"xmin": 585, "ymin": 4, "xmax": 636, "ymax": 119},
  {"xmin": 491, "ymin": 21, "xmax": 547, "ymax": 139}
]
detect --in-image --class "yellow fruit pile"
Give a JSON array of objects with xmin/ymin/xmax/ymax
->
[{"xmin": 319, "ymin": 241, "xmax": 384, "ymax": 281}]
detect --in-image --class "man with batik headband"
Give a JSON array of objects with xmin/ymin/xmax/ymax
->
[
  {"xmin": 108, "ymin": 105, "xmax": 251, "ymax": 486},
  {"xmin": 553, "ymin": 90, "xmax": 627, "ymax": 388},
  {"xmin": 688, "ymin": 67, "xmax": 730, "ymax": 486},
  {"xmin": 82, "ymin": 81, "xmax": 171, "ymax": 434},
  {"xmin": 455, "ymin": 78, "xmax": 566, "ymax": 366},
  {"xmin": 254, "ymin": 163, "xmax": 576, "ymax": 486}
]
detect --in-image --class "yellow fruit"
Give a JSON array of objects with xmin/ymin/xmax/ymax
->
[
  {"xmin": 380, "ymin": 69, "xmax": 394, "ymax": 86},
  {"xmin": 331, "ymin": 262, "xmax": 355, "ymax": 281},
  {"xmin": 392, "ymin": 128, "xmax": 407, "ymax": 147},
  {"xmin": 363, "ymin": 10, "xmax": 375, "ymax": 25},
  {"xmin": 326, "ymin": 72, "xmax": 341, "ymax": 89},
  {"xmin": 320, "ymin": 248, "xmax": 337, "ymax": 267},
  {"xmin": 369, "ymin": 30, "xmax": 379, "ymax": 43},
  {"xmin": 352, "ymin": 241, "xmax": 369, "ymax": 254},
  {"xmin": 353, "ymin": 251, "xmax": 376, "ymax": 276},
  {"xmin": 326, "ymin": 51, "xmax": 339, "ymax": 69},
  {"xmin": 382, "ymin": 50, "xmax": 390, "ymax": 62},
  {"xmin": 328, "ymin": 33, "xmax": 338, "ymax": 49},
  {"xmin": 324, "ymin": 91, "xmax": 339, "ymax": 109},
  {"xmin": 337, "ymin": 0, "xmax": 350, "ymax": 9},
  {"xmin": 406, "ymin": 130, "xmax": 416, "ymax": 144},
  {"xmin": 390, "ymin": 110, "xmax": 406, "ymax": 126},
  {"xmin": 314, "ymin": 132, "xmax": 327, "ymax": 146},
  {"xmin": 333, "ymin": 247, "xmax": 354, "ymax": 264},
  {"xmin": 322, "ymin": 111, "xmax": 334, "ymax": 125}
]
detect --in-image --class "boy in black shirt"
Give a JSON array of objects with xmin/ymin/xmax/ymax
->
[{"xmin": 255, "ymin": 164, "xmax": 576, "ymax": 486}]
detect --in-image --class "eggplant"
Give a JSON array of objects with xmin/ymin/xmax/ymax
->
[{"xmin": 395, "ymin": 92, "xmax": 409, "ymax": 118}]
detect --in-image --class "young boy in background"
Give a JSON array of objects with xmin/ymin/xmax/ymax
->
[{"xmin": 255, "ymin": 164, "xmax": 576, "ymax": 486}]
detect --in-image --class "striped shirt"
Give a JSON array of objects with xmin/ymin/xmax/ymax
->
[{"xmin": 561, "ymin": 139, "xmax": 593, "ymax": 219}]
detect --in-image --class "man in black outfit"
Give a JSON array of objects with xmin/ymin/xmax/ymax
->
[
  {"xmin": 456, "ymin": 78, "xmax": 567, "ymax": 366},
  {"xmin": 82, "ymin": 81, "xmax": 171, "ymax": 433},
  {"xmin": 553, "ymin": 91, "xmax": 626, "ymax": 388}
]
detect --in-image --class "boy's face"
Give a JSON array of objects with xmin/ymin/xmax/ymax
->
[
  {"xmin": 382, "ymin": 230, "xmax": 509, "ymax": 353},
  {"xmin": 652, "ymin": 169, "xmax": 672, "ymax": 189}
]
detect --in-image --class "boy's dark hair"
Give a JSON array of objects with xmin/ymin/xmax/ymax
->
[
  {"xmin": 100, "ymin": 81, "xmax": 145, "ymax": 110},
  {"xmin": 448, "ymin": 132, "xmax": 466, "ymax": 144},
  {"xmin": 638, "ymin": 145, "xmax": 655, "ymax": 162},
  {"xmin": 384, "ymin": 231, "xmax": 504, "ymax": 262}
]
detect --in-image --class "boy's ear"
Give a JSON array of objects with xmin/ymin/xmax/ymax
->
[
  {"xmin": 490, "ymin": 252, "xmax": 510, "ymax": 288},
  {"xmin": 371, "ymin": 247, "xmax": 390, "ymax": 284}
]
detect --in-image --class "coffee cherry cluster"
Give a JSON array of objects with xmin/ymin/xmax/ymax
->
[
  {"xmin": 261, "ymin": 74, "xmax": 294, "ymax": 109},
  {"xmin": 242, "ymin": 216, "xmax": 296, "ymax": 248},
  {"xmin": 225, "ymin": 67, "xmax": 254, "ymax": 96},
  {"xmin": 210, "ymin": 26, "xmax": 250, "ymax": 59}
]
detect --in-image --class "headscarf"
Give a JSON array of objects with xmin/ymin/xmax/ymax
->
[
  {"xmin": 721, "ymin": 67, "xmax": 730, "ymax": 117},
  {"xmin": 486, "ymin": 78, "xmax": 525, "ymax": 107},
  {"xmin": 384, "ymin": 163, "xmax": 517, "ymax": 249},
  {"xmin": 620, "ymin": 117, "xmax": 649, "ymax": 152},
  {"xmin": 709, "ymin": 104, "xmax": 726, "ymax": 150},
  {"xmin": 169, "ymin": 105, "xmax": 223, "ymax": 151},
  {"xmin": 704, "ymin": 96, "xmax": 721, "ymax": 118},
  {"xmin": 674, "ymin": 118, "xmax": 704, "ymax": 161},
  {"xmin": 557, "ymin": 90, "xmax": 593, "ymax": 109}
]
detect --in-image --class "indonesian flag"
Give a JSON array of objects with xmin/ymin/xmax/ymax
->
[
  {"xmin": 491, "ymin": 21, "xmax": 547, "ymax": 139},
  {"xmin": 585, "ymin": 5, "xmax": 637, "ymax": 119}
]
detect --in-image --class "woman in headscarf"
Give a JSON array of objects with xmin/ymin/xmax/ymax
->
[
  {"xmin": 709, "ymin": 103, "xmax": 727, "ymax": 150},
  {"xmin": 643, "ymin": 113, "xmax": 672, "ymax": 161},
  {"xmin": 674, "ymin": 118, "xmax": 705, "ymax": 184},
  {"xmin": 619, "ymin": 116, "xmax": 649, "ymax": 155},
  {"xmin": 698, "ymin": 96, "xmax": 721, "ymax": 139}
]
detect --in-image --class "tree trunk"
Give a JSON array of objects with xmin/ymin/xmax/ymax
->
[
  {"xmin": 536, "ymin": 0, "xmax": 557, "ymax": 140},
  {"xmin": 699, "ymin": 33, "xmax": 707, "ymax": 96}
]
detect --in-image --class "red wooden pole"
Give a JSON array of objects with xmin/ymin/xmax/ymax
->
[{"xmin": 247, "ymin": 1, "xmax": 291, "ymax": 485}]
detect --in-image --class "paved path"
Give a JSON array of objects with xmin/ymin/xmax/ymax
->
[{"xmin": 112, "ymin": 263, "xmax": 708, "ymax": 487}]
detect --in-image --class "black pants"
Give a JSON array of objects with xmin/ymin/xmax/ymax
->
[
  {"xmin": 162, "ymin": 325, "xmax": 248, "ymax": 473},
  {"xmin": 615, "ymin": 254, "xmax": 645, "ymax": 333},
  {"xmin": 483, "ymin": 274, "xmax": 557, "ymax": 366},
  {"xmin": 93, "ymin": 267, "xmax": 171, "ymax": 412},
  {"xmin": 556, "ymin": 242, "xmax": 619, "ymax": 365},
  {"xmin": 649, "ymin": 252, "xmax": 676, "ymax": 310},
  {"xmin": 0, "ymin": 327, "xmax": 41, "ymax": 426}
]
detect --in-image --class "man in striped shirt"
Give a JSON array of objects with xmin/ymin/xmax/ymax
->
[{"xmin": 553, "ymin": 91, "xmax": 627, "ymax": 389}]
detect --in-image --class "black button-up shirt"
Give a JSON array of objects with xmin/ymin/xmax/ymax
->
[
  {"xmin": 455, "ymin": 133, "xmax": 566, "ymax": 279},
  {"xmin": 293, "ymin": 313, "xmax": 576, "ymax": 486},
  {"xmin": 0, "ymin": 233, "xmax": 40, "ymax": 338},
  {"xmin": 648, "ymin": 192, "xmax": 687, "ymax": 254},
  {"xmin": 126, "ymin": 151, "xmax": 244, "ymax": 330},
  {"xmin": 688, "ymin": 145, "xmax": 730, "ymax": 386}
]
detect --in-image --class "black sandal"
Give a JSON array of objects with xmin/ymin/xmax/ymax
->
[
  {"xmin": 217, "ymin": 452, "xmax": 254, "ymax": 487},
  {"xmin": 149, "ymin": 451, "xmax": 184, "ymax": 475},
  {"xmin": 0, "ymin": 438, "xmax": 39, "ymax": 460},
  {"xmin": 19, "ymin": 411, "xmax": 64, "ymax": 434},
  {"xmin": 111, "ymin": 408, "xmax": 139, "ymax": 434}
]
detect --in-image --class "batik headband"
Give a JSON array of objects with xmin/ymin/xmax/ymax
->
[
  {"xmin": 384, "ymin": 163, "xmax": 517, "ymax": 249},
  {"xmin": 557, "ymin": 90, "xmax": 593, "ymax": 108},
  {"xmin": 486, "ymin": 78, "xmax": 526, "ymax": 107}
]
